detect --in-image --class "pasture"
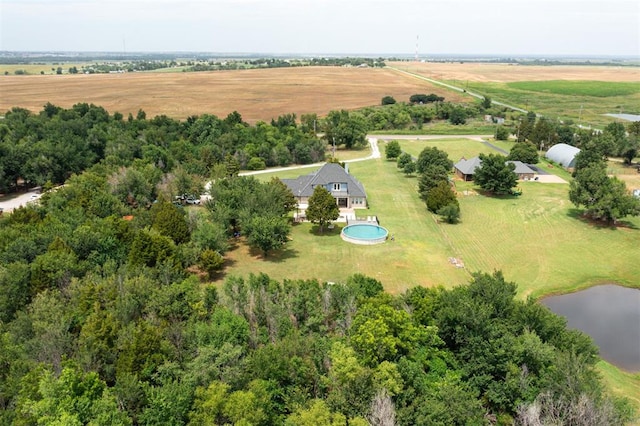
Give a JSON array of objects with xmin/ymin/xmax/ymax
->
[{"xmin": 388, "ymin": 62, "xmax": 640, "ymax": 127}]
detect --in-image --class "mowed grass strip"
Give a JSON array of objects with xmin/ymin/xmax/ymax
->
[
  {"xmin": 507, "ymin": 80, "xmax": 640, "ymax": 97},
  {"xmin": 597, "ymin": 361, "xmax": 640, "ymax": 410},
  {"xmin": 385, "ymin": 137, "xmax": 498, "ymax": 160}
]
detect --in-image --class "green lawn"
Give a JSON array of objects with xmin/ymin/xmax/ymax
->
[
  {"xmin": 386, "ymin": 137, "xmax": 499, "ymax": 161},
  {"xmin": 221, "ymin": 142, "xmax": 640, "ymax": 298},
  {"xmin": 597, "ymin": 361, "xmax": 640, "ymax": 415}
]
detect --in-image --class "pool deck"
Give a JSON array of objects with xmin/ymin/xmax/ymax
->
[{"xmin": 295, "ymin": 208, "xmax": 373, "ymax": 223}]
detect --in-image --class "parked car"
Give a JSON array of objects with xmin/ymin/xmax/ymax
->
[{"xmin": 185, "ymin": 197, "xmax": 201, "ymax": 205}]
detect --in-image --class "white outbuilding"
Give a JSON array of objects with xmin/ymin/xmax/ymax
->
[{"xmin": 545, "ymin": 143, "xmax": 581, "ymax": 169}]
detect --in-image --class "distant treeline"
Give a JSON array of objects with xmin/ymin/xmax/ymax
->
[{"xmin": 0, "ymin": 97, "xmax": 504, "ymax": 192}]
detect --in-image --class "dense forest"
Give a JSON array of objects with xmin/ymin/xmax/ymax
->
[{"xmin": 0, "ymin": 103, "xmax": 636, "ymax": 424}]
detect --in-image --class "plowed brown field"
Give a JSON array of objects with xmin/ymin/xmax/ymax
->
[
  {"xmin": 0, "ymin": 66, "xmax": 465, "ymax": 122},
  {"xmin": 388, "ymin": 61, "xmax": 640, "ymax": 82}
]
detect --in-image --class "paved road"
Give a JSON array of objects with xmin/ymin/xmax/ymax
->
[
  {"xmin": 239, "ymin": 136, "xmax": 382, "ymax": 176},
  {"xmin": 0, "ymin": 190, "xmax": 42, "ymax": 213},
  {"xmin": 238, "ymin": 134, "xmax": 506, "ymax": 177},
  {"xmin": 386, "ymin": 66, "xmax": 529, "ymax": 113}
]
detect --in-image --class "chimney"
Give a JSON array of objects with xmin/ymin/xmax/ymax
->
[{"xmin": 344, "ymin": 163, "xmax": 349, "ymax": 174}]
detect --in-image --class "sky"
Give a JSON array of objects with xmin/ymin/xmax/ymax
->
[{"xmin": 1, "ymin": 0, "xmax": 639, "ymax": 57}]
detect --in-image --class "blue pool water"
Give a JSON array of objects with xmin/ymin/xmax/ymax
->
[{"xmin": 342, "ymin": 224, "xmax": 388, "ymax": 242}]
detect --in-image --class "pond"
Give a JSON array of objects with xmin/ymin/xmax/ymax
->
[
  {"xmin": 541, "ymin": 284, "xmax": 640, "ymax": 372},
  {"xmin": 605, "ymin": 113, "xmax": 640, "ymax": 122}
]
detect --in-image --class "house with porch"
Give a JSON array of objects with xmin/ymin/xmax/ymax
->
[{"xmin": 282, "ymin": 163, "xmax": 367, "ymax": 218}]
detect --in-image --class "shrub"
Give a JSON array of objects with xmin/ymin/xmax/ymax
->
[
  {"xmin": 381, "ymin": 96, "xmax": 396, "ymax": 105},
  {"xmin": 495, "ymin": 126, "xmax": 511, "ymax": 141},
  {"xmin": 246, "ymin": 157, "xmax": 266, "ymax": 171},
  {"xmin": 437, "ymin": 203, "xmax": 461, "ymax": 224}
]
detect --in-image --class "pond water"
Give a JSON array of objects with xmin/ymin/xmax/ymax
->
[
  {"xmin": 605, "ymin": 113, "xmax": 640, "ymax": 122},
  {"xmin": 541, "ymin": 284, "xmax": 640, "ymax": 372}
]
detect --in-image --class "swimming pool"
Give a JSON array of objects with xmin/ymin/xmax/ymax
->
[{"xmin": 341, "ymin": 223, "xmax": 388, "ymax": 245}]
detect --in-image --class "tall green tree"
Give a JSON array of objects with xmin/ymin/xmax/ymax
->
[
  {"xmin": 384, "ymin": 140, "xmax": 401, "ymax": 160},
  {"xmin": 473, "ymin": 153, "xmax": 518, "ymax": 195},
  {"xmin": 417, "ymin": 165, "xmax": 449, "ymax": 201},
  {"xmin": 306, "ymin": 186, "xmax": 339, "ymax": 233},
  {"xmin": 569, "ymin": 162, "xmax": 640, "ymax": 223},
  {"xmin": 151, "ymin": 200, "xmax": 190, "ymax": 244},
  {"xmin": 415, "ymin": 147, "xmax": 452, "ymax": 174},
  {"xmin": 507, "ymin": 142, "xmax": 539, "ymax": 164},
  {"xmin": 324, "ymin": 110, "xmax": 368, "ymax": 149},
  {"xmin": 245, "ymin": 215, "xmax": 291, "ymax": 257},
  {"xmin": 426, "ymin": 180, "xmax": 458, "ymax": 214}
]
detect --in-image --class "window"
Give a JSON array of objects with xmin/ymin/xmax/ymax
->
[{"xmin": 333, "ymin": 183, "xmax": 341, "ymax": 191}]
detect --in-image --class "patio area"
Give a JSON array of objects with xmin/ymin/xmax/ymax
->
[{"xmin": 294, "ymin": 208, "xmax": 376, "ymax": 224}]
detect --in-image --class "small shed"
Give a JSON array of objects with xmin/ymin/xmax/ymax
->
[{"xmin": 545, "ymin": 143, "xmax": 581, "ymax": 169}]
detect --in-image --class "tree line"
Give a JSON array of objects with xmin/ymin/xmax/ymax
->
[
  {"xmin": 0, "ymin": 103, "xmax": 330, "ymax": 193},
  {"xmin": 507, "ymin": 112, "xmax": 640, "ymax": 165}
]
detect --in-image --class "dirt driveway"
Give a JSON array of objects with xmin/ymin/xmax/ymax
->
[{"xmin": 535, "ymin": 175, "xmax": 568, "ymax": 183}]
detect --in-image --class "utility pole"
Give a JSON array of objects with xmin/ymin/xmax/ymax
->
[{"xmin": 579, "ymin": 104, "xmax": 583, "ymax": 126}]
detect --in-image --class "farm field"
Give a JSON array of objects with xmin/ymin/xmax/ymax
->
[
  {"xmin": 0, "ymin": 66, "xmax": 466, "ymax": 123},
  {"xmin": 388, "ymin": 61, "xmax": 640, "ymax": 83},
  {"xmin": 388, "ymin": 61, "xmax": 640, "ymax": 127}
]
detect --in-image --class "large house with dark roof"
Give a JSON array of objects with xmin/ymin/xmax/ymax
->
[{"xmin": 282, "ymin": 163, "xmax": 367, "ymax": 211}]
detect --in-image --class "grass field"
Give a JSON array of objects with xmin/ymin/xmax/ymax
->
[
  {"xmin": 507, "ymin": 80, "xmax": 640, "ymax": 98},
  {"xmin": 607, "ymin": 160, "xmax": 640, "ymax": 191},
  {"xmin": 461, "ymin": 81, "xmax": 640, "ymax": 127},
  {"xmin": 390, "ymin": 137, "xmax": 499, "ymax": 161},
  {"xmin": 0, "ymin": 62, "xmax": 93, "ymax": 75},
  {"xmin": 597, "ymin": 361, "xmax": 640, "ymax": 410},
  {"xmin": 388, "ymin": 62, "xmax": 640, "ymax": 127}
]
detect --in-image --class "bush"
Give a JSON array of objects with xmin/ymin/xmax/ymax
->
[
  {"xmin": 200, "ymin": 249, "xmax": 225, "ymax": 278},
  {"xmin": 449, "ymin": 108, "xmax": 466, "ymax": 125},
  {"xmin": 495, "ymin": 126, "xmax": 511, "ymax": 141},
  {"xmin": 385, "ymin": 140, "xmax": 402, "ymax": 160},
  {"xmin": 381, "ymin": 96, "xmax": 396, "ymax": 105},
  {"xmin": 246, "ymin": 157, "xmax": 266, "ymax": 170},
  {"xmin": 426, "ymin": 181, "xmax": 458, "ymax": 213},
  {"xmin": 437, "ymin": 203, "xmax": 461, "ymax": 224}
]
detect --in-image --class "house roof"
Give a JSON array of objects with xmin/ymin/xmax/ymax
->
[
  {"xmin": 545, "ymin": 143, "xmax": 581, "ymax": 168},
  {"xmin": 455, "ymin": 157, "xmax": 536, "ymax": 176},
  {"xmin": 506, "ymin": 161, "xmax": 536, "ymax": 174},
  {"xmin": 454, "ymin": 157, "xmax": 483, "ymax": 175},
  {"xmin": 282, "ymin": 163, "xmax": 367, "ymax": 198}
]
